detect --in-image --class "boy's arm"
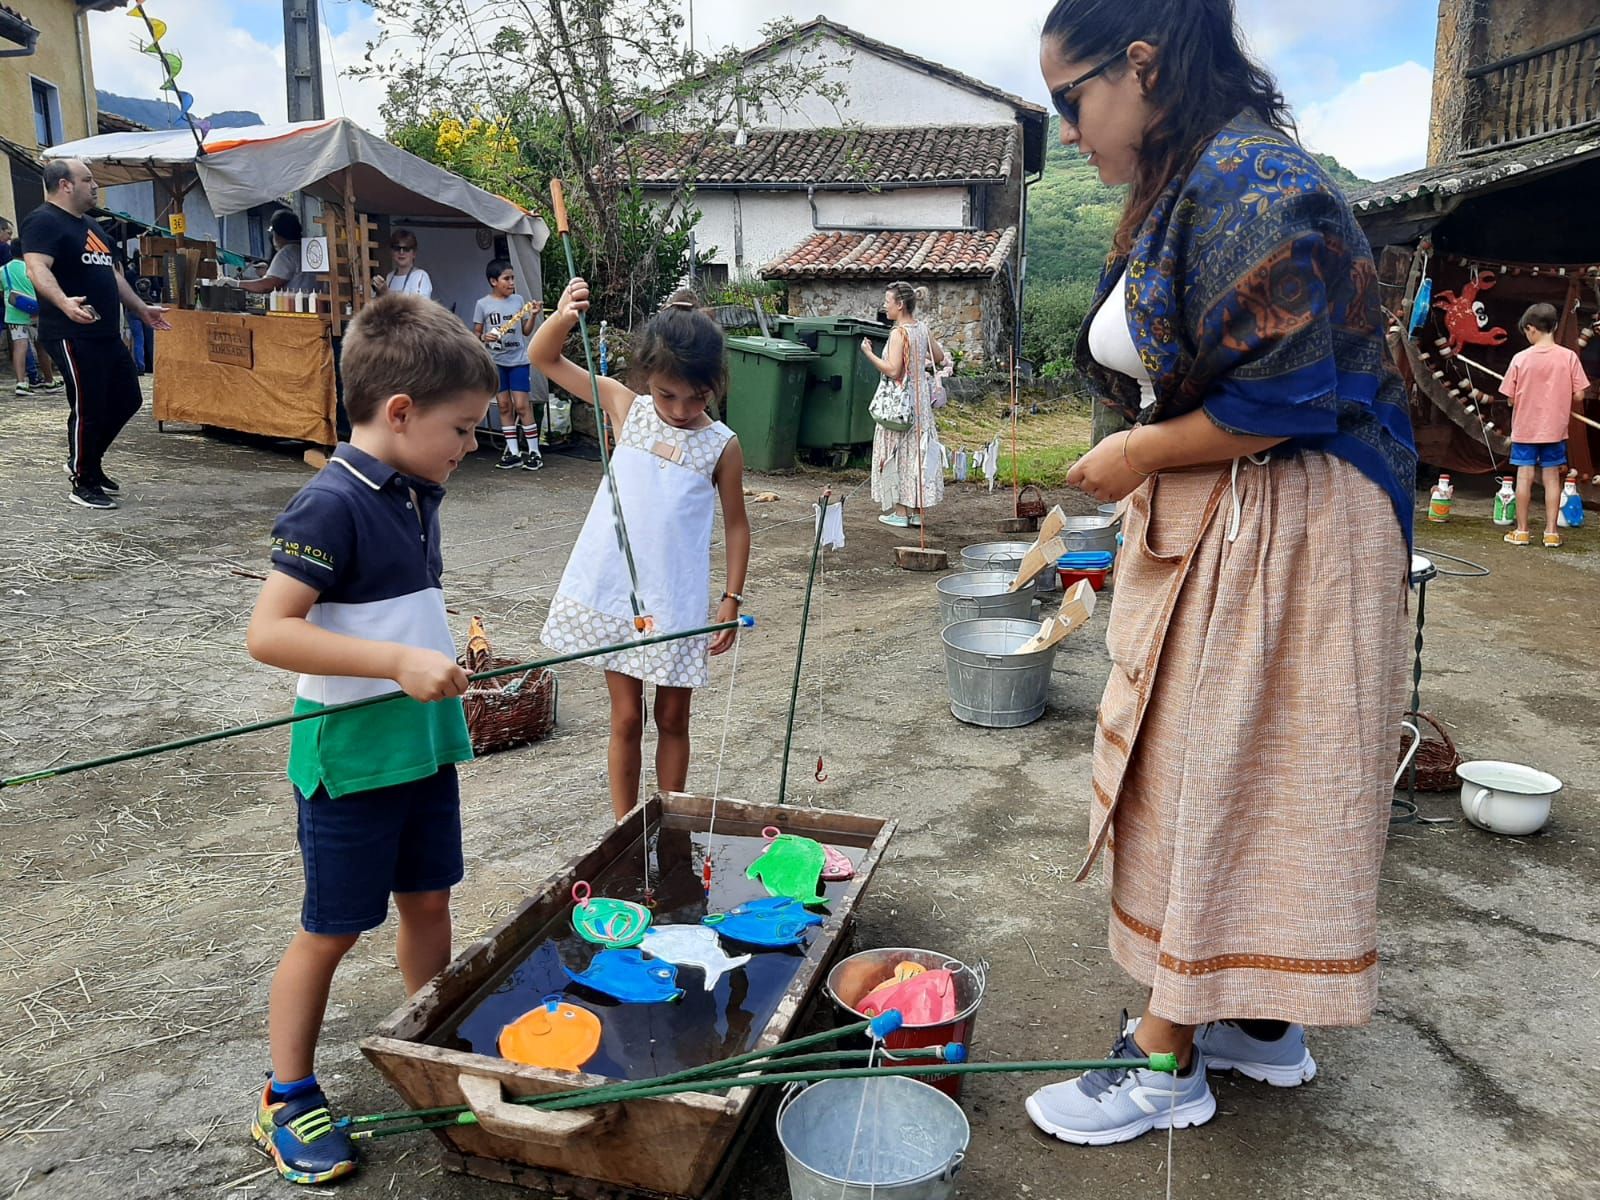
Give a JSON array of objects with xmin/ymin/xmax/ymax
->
[
  {"xmin": 529, "ymin": 277, "xmax": 633, "ymax": 428},
  {"xmin": 247, "ymin": 572, "xmax": 468, "ymax": 702},
  {"xmin": 708, "ymin": 439, "xmax": 750, "ymax": 656},
  {"xmin": 520, "ymin": 304, "xmax": 539, "ymax": 335}
]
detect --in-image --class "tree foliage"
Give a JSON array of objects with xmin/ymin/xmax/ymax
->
[{"xmin": 356, "ymin": 0, "xmax": 844, "ymax": 328}]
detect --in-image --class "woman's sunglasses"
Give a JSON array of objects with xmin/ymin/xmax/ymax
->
[{"xmin": 1050, "ymin": 48, "xmax": 1128, "ymax": 127}]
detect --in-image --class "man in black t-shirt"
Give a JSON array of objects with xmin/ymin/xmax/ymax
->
[{"xmin": 21, "ymin": 159, "xmax": 169, "ymax": 510}]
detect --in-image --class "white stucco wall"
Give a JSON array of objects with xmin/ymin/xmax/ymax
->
[
  {"xmin": 758, "ymin": 37, "xmax": 1021, "ymax": 129},
  {"xmin": 664, "ymin": 187, "xmax": 971, "ymax": 274}
]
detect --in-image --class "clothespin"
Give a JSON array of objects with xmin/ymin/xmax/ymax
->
[{"xmin": 1009, "ymin": 535, "xmax": 1066, "ymax": 593}]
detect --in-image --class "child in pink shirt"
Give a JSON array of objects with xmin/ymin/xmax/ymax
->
[{"xmin": 1499, "ymin": 303, "xmax": 1589, "ymax": 547}]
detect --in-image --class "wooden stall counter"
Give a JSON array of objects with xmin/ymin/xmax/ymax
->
[{"xmin": 153, "ymin": 309, "xmax": 338, "ymax": 449}]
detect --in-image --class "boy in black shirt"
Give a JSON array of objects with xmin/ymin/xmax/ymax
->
[{"xmin": 20, "ymin": 158, "xmax": 169, "ymax": 510}]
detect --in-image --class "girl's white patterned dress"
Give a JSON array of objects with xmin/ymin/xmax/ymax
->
[{"xmin": 541, "ymin": 395, "xmax": 735, "ymax": 688}]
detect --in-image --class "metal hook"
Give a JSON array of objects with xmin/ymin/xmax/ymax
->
[{"xmin": 814, "ymin": 756, "xmax": 828, "ymax": 783}]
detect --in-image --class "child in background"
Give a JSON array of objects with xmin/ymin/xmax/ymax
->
[
  {"xmin": 244, "ymin": 293, "xmax": 497, "ymax": 1184},
  {"xmin": 531, "ymin": 276, "xmax": 749, "ymax": 820},
  {"xmin": 473, "ymin": 258, "xmax": 542, "ymax": 471},
  {"xmin": 2, "ymin": 241, "xmax": 60, "ymax": 395},
  {"xmin": 1499, "ymin": 302, "xmax": 1590, "ymax": 547}
]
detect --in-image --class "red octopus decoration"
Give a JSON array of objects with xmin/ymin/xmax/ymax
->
[{"xmin": 1433, "ymin": 271, "xmax": 1508, "ymax": 355}]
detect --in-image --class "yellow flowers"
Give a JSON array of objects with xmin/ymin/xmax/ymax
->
[{"xmin": 434, "ymin": 114, "xmax": 519, "ymax": 162}]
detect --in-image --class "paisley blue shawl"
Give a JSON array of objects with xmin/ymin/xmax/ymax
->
[{"xmin": 1075, "ymin": 116, "xmax": 1418, "ymax": 546}]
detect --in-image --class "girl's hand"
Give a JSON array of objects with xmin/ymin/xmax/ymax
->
[
  {"xmin": 557, "ymin": 277, "xmax": 591, "ymax": 324},
  {"xmin": 1066, "ymin": 431, "xmax": 1147, "ymax": 503},
  {"xmin": 708, "ymin": 596, "xmax": 741, "ymax": 655}
]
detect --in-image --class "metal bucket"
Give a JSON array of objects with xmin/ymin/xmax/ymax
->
[
  {"xmin": 935, "ymin": 571, "xmax": 1035, "ymax": 628},
  {"xmin": 1097, "ymin": 501, "xmax": 1122, "ymax": 525},
  {"xmin": 778, "ymin": 1076, "xmax": 969, "ymax": 1200},
  {"xmin": 958, "ymin": 540, "xmax": 1034, "ymax": 577},
  {"xmin": 825, "ymin": 947, "xmax": 988, "ymax": 1100},
  {"xmin": 1059, "ymin": 515, "xmax": 1119, "ymax": 555},
  {"xmin": 940, "ymin": 618, "xmax": 1058, "ymax": 728}
]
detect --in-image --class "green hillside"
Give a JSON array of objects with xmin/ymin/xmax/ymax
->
[{"xmin": 1022, "ymin": 119, "xmax": 1369, "ymax": 376}]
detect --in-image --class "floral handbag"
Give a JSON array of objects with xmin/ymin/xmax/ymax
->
[{"xmin": 868, "ymin": 327, "xmax": 914, "ymax": 431}]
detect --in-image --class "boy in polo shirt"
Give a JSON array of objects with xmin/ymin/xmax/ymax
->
[{"xmin": 245, "ymin": 292, "xmax": 497, "ymax": 1185}]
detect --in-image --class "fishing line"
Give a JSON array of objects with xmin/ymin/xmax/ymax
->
[{"xmin": 703, "ymin": 624, "xmax": 745, "ymax": 892}]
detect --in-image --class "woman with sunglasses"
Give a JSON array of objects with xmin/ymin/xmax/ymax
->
[
  {"xmin": 372, "ymin": 229, "xmax": 433, "ymax": 300},
  {"xmin": 1027, "ymin": 0, "xmax": 1417, "ymax": 1147}
]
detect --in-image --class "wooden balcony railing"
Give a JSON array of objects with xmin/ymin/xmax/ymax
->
[{"xmin": 1465, "ymin": 24, "xmax": 1600, "ymax": 153}]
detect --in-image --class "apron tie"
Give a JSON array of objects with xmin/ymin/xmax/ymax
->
[{"xmin": 1225, "ymin": 453, "xmax": 1275, "ymax": 544}]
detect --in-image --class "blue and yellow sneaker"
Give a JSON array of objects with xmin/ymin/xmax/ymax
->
[{"xmin": 251, "ymin": 1080, "xmax": 359, "ymax": 1185}]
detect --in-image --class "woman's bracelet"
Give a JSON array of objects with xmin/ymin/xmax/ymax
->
[
  {"xmin": 1122, "ymin": 429, "xmax": 1154, "ymax": 478},
  {"xmin": 720, "ymin": 591, "xmax": 744, "ymax": 607}
]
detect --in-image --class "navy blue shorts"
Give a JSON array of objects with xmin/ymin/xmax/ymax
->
[
  {"xmin": 497, "ymin": 364, "xmax": 531, "ymax": 393},
  {"xmin": 1510, "ymin": 441, "xmax": 1567, "ymax": 468},
  {"xmin": 294, "ymin": 765, "xmax": 463, "ymax": 936}
]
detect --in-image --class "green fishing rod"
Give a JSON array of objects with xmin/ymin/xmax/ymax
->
[
  {"xmin": 547, "ymin": 178, "xmax": 651, "ymax": 633},
  {"xmin": 346, "ymin": 1055, "xmax": 1178, "ymax": 1142},
  {"xmin": 777, "ymin": 489, "xmax": 830, "ymax": 805},
  {"xmin": 1, "ymin": 617, "xmax": 753, "ymax": 789}
]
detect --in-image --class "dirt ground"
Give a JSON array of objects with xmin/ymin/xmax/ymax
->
[{"xmin": 1, "ymin": 390, "xmax": 1597, "ymax": 1200}]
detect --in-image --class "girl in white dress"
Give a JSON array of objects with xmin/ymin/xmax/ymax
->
[{"xmin": 531, "ymin": 278, "xmax": 750, "ymax": 820}]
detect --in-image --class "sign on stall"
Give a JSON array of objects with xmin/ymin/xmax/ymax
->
[{"xmin": 207, "ymin": 322, "xmax": 254, "ymax": 368}]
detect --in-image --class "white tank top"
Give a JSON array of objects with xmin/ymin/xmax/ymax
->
[{"xmin": 1087, "ymin": 270, "xmax": 1157, "ymax": 410}]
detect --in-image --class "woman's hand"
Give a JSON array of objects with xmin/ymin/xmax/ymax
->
[
  {"xmin": 556, "ymin": 277, "xmax": 590, "ymax": 325},
  {"xmin": 708, "ymin": 596, "xmax": 741, "ymax": 655},
  {"xmin": 1066, "ymin": 431, "xmax": 1148, "ymax": 503},
  {"xmin": 860, "ymin": 337, "xmax": 873, "ymax": 357}
]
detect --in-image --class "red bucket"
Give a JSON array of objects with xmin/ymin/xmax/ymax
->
[{"xmin": 824, "ymin": 947, "xmax": 987, "ymax": 1101}]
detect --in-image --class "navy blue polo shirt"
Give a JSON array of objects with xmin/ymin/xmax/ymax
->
[{"xmin": 269, "ymin": 443, "xmax": 472, "ymax": 798}]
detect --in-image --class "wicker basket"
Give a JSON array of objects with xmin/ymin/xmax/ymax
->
[
  {"xmin": 1015, "ymin": 484, "xmax": 1047, "ymax": 520},
  {"xmin": 1401, "ymin": 710, "xmax": 1461, "ymax": 792},
  {"xmin": 459, "ymin": 637, "xmax": 559, "ymax": 756}
]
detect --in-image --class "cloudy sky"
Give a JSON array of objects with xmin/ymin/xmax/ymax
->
[{"xmin": 87, "ymin": 0, "xmax": 1438, "ymax": 181}]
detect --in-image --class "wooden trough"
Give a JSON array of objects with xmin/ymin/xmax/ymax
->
[{"xmin": 362, "ymin": 792, "xmax": 895, "ymax": 1198}]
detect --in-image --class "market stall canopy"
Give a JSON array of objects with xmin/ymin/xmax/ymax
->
[{"xmin": 41, "ymin": 118, "xmax": 548, "ymax": 249}]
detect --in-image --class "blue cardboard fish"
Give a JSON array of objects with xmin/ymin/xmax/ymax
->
[
  {"xmin": 564, "ymin": 949, "xmax": 684, "ymax": 1004},
  {"xmin": 702, "ymin": 897, "xmax": 824, "ymax": 949}
]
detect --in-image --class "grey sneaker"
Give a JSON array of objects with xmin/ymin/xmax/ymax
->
[
  {"xmin": 1025, "ymin": 1021, "xmax": 1215, "ymax": 1146},
  {"xmin": 1195, "ymin": 1021, "xmax": 1317, "ymax": 1087}
]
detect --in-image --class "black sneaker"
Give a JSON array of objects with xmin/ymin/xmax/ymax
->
[
  {"xmin": 496, "ymin": 448, "xmax": 521, "ymax": 470},
  {"xmin": 69, "ymin": 483, "xmax": 117, "ymax": 510},
  {"xmin": 96, "ymin": 473, "xmax": 120, "ymax": 494},
  {"xmin": 521, "ymin": 449, "xmax": 544, "ymax": 471}
]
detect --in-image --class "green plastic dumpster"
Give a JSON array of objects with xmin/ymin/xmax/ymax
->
[
  {"xmin": 722, "ymin": 336, "xmax": 817, "ymax": 473},
  {"xmin": 772, "ymin": 316, "xmax": 892, "ymax": 455}
]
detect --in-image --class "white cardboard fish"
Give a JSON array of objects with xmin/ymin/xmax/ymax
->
[{"xmin": 640, "ymin": 924, "xmax": 754, "ymax": 991}]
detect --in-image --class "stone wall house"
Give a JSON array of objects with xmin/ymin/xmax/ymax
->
[
  {"xmin": 625, "ymin": 18, "xmax": 1045, "ymax": 364},
  {"xmin": 761, "ymin": 229, "xmax": 1016, "ymax": 365}
]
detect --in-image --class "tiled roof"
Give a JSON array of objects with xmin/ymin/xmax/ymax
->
[
  {"xmin": 1351, "ymin": 128, "xmax": 1600, "ymax": 215},
  {"xmin": 762, "ymin": 227, "xmax": 1017, "ymax": 280},
  {"xmin": 98, "ymin": 110, "xmax": 150, "ymax": 135},
  {"xmin": 629, "ymin": 125, "xmax": 1015, "ymax": 187},
  {"xmin": 0, "ymin": 2, "xmax": 38, "ymax": 50}
]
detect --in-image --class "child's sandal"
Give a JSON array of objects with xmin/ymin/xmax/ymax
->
[
  {"xmin": 1504, "ymin": 530, "xmax": 1530, "ymax": 546},
  {"xmin": 1543, "ymin": 531, "xmax": 1562, "ymax": 548}
]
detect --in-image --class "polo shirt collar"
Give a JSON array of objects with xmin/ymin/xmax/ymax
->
[
  {"xmin": 328, "ymin": 442, "xmax": 445, "ymax": 500},
  {"xmin": 330, "ymin": 442, "xmax": 398, "ymax": 490}
]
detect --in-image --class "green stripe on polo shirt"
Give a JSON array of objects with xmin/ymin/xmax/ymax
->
[{"xmin": 288, "ymin": 692, "xmax": 472, "ymax": 799}]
